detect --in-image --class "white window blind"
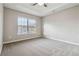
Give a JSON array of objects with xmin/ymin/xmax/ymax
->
[{"xmin": 17, "ymin": 16, "xmax": 37, "ymax": 35}]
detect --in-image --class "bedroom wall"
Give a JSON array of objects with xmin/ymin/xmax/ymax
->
[
  {"xmin": 3, "ymin": 8, "xmax": 42, "ymax": 43},
  {"xmin": 0, "ymin": 4, "xmax": 3, "ymax": 54},
  {"xmin": 43, "ymin": 5, "xmax": 79, "ymax": 45}
]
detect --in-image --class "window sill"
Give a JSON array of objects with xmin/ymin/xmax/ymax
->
[{"xmin": 17, "ymin": 32, "xmax": 37, "ymax": 36}]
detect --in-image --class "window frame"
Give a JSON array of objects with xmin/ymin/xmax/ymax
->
[{"xmin": 17, "ymin": 16, "xmax": 37, "ymax": 35}]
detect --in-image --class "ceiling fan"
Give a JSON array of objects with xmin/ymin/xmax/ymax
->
[{"xmin": 32, "ymin": 3, "xmax": 47, "ymax": 7}]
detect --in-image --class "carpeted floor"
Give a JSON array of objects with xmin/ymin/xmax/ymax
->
[{"xmin": 1, "ymin": 38, "xmax": 79, "ymax": 56}]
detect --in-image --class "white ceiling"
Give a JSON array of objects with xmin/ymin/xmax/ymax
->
[{"xmin": 4, "ymin": 3, "xmax": 79, "ymax": 17}]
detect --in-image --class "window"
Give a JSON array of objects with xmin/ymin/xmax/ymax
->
[
  {"xmin": 28, "ymin": 19, "xmax": 37, "ymax": 34},
  {"xmin": 17, "ymin": 16, "xmax": 37, "ymax": 35}
]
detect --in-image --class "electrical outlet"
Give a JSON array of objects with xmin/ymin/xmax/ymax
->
[{"xmin": 9, "ymin": 36, "xmax": 12, "ymax": 39}]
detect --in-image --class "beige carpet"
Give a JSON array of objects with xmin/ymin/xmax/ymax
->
[{"xmin": 1, "ymin": 38, "xmax": 79, "ymax": 56}]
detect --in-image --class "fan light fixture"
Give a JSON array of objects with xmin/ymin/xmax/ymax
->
[
  {"xmin": 38, "ymin": 3, "xmax": 44, "ymax": 6},
  {"xmin": 32, "ymin": 3, "xmax": 47, "ymax": 7}
]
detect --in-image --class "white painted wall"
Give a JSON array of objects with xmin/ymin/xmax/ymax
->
[
  {"xmin": 43, "ymin": 5, "xmax": 79, "ymax": 45},
  {"xmin": 0, "ymin": 4, "xmax": 3, "ymax": 54},
  {"xmin": 3, "ymin": 8, "xmax": 42, "ymax": 44}
]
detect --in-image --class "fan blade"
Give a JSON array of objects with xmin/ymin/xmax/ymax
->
[
  {"xmin": 32, "ymin": 3, "xmax": 38, "ymax": 6},
  {"xmin": 44, "ymin": 3, "xmax": 47, "ymax": 7}
]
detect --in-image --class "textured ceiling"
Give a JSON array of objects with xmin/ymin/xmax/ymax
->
[{"xmin": 4, "ymin": 3, "xmax": 79, "ymax": 17}]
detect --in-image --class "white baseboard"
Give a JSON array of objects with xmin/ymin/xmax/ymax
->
[
  {"xmin": 3, "ymin": 36, "xmax": 41, "ymax": 44},
  {"xmin": 45, "ymin": 35, "xmax": 79, "ymax": 46}
]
